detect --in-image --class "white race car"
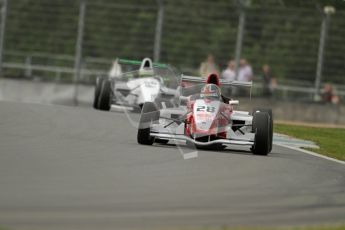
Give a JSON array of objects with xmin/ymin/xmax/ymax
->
[
  {"xmin": 137, "ymin": 74, "xmax": 273, "ymax": 155},
  {"xmin": 93, "ymin": 58, "xmax": 179, "ymax": 111}
]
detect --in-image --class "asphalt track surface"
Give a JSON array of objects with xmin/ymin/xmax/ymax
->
[{"xmin": 0, "ymin": 101, "xmax": 344, "ymax": 230}]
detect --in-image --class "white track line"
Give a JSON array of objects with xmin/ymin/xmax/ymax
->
[{"xmin": 275, "ymin": 143, "xmax": 345, "ymax": 165}]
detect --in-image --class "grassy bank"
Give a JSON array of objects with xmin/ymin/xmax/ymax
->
[
  {"xmin": 217, "ymin": 226, "xmax": 345, "ymax": 230},
  {"xmin": 167, "ymin": 225, "xmax": 345, "ymax": 230},
  {"xmin": 227, "ymin": 226, "xmax": 345, "ymax": 230},
  {"xmin": 275, "ymin": 124, "xmax": 345, "ymax": 161}
]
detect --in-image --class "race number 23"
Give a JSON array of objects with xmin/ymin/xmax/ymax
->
[{"xmin": 196, "ymin": 106, "xmax": 215, "ymax": 113}]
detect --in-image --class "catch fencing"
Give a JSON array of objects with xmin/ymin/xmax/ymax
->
[{"xmin": 0, "ymin": 0, "xmax": 344, "ymax": 101}]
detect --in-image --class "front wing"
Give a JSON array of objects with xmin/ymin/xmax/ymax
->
[
  {"xmin": 150, "ymin": 120, "xmax": 255, "ymax": 147},
  {"xmin": 150, "ymin": 133, "xmax": 254, "ymax": 146}
]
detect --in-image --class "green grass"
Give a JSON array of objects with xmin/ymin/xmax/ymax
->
[
  {"xmin": 174, "ymin": 225, "xmax": 345, "ymax": 230},
  {"xmin": 275, "ymin": 124, "xmax": 345, "ymax": 161},
  {"xmin": 226, "ymin": 226, "xmax": 345, "ymax": 230},
  {"xmin": 227, "ymin": 226, "xmax": 345, "ymax": 230},
  {"xmin": 228, "ymin": 227, "xmax": 345, "ymax": 230}
]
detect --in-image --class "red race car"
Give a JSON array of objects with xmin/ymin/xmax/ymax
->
[{"xmin": 137, "ymin": 74, "xmax": 273, "ymax": 155}]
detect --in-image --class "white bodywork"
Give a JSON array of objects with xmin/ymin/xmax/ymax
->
[
  {"xmin": 150, "ymin": 105, "xmax": 255, "ymax": 148},
  {"xmin": 109, "ymin": 58, "xmax": 178, "ymax": 109},
  {"xmin": 148, "ymin": 75, "xmax": 256, "ymax": 147},
  {"xmin": 115, "ymin": 77, "xmax": 161, "ymax": 106}
]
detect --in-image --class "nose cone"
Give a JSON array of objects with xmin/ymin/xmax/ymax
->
[
  {"xmin": 140, "ymin": 78, "xmax": 160, "ymax": 102},
  {"xmin": 193, "ymin": 100, "xmax": 220, "ymax": 132}
]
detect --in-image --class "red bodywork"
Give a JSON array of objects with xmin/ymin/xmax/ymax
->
[{"xmin": 184, "ymin": 73, "xmax": 233, "ymax": 140}]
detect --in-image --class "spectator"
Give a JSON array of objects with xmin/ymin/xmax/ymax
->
[
  {"xmin": 261, "ymin": 64, "xmax": 273, "ymax": 97},
  {"xmin": 221, "ymin": 60, "xmax": 236, "ymax": 81},
  {"xmin": 235, "ymin": 59, "xmax": 253, "ymax": 97},
  {"xmin": 109, "ymin": 59, "xmax": 122, "ymax": 78},
  {"xmin": 199, "ymin": 54, "xmax": 219, "ymax": 77},
  {"xmin": 237, "ymin": 59, "xmax": 253, "ymax": 82},
  {"xmin": 322, "ymin": 83, "xmax": 340, "ymax": 105}
]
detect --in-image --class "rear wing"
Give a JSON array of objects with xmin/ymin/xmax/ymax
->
[
  {"xmin": 118, "ymin": 58, "xmax": 168, "ymax": 68},
  {"xmin": 181, "ymin": 75, "xmax": 252, "ymax": 87}
]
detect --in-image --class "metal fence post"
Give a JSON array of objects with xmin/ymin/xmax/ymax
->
[
  {"xmin": 153, "ymin": 0, "xmax": 164, "ymax": 62},
  {"xmin": 314, "ymin": 6, "xmax": 335, "ymax": 100},
  {"xmin": 25, "ymin": 55, "xmax": 32, "ymax": 78},
  {"xmin": 74, "ymin": 0, "xmax": 86, "ymax": 106},
  {"xmin": 234, "ymin": 0, "xmax": 246, "ymax": 78},
  {"xmin": 0, "ymin": 0, "xmax": 8, "ymax": 75}
]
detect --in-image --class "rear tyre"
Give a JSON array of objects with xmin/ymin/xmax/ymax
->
[
  {"xmin": 93, "ymin": 77, "xmax": 104, "ymax": 109},
  {"xmin": 252, "ymin": 112, "xmax": 270, "ymax": 156},
  {"xmin": 137, "ymin": 102, "xmax": 159, "ymax": 145},
  {"xmin": 253, "ymin": 108, "xmax": 273, "ymax": 152},
  {"xmin": 98, "ymin": 79, "xmax": 112, "ymax": 111}
]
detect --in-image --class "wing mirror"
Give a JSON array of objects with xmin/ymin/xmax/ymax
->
[{"xmin": 229, "ymin": 100, "xmax": 239, "ymax": 105}]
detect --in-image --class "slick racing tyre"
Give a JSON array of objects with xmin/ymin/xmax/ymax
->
[
  {"xmin": 137, "ymin": 102, "xmax": 160, "ymax": 145},
  {"xmin": 93, "ymin": 76, "xmax": 104, "ymax": 109},
  {"xmin": 253, "ymin": 108, "xmax": 273, "ymax": 152},
  {"xmin": 98, "ymin": 79, "xmax": 112, "ymax": 111},
  {"xmin": 252, "ymin": 112, "xmax": 271, "ymax": 156}
]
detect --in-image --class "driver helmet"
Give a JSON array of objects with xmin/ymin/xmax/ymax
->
[
  {"xmin": 139, "ymin": 58, "xmax": 154, "ymax": 77},
  {"xmin": 200, "ymin": 84, "xmax": 221, "ymax": 99},
  {"xmin": 206, "ymin": 73, "xmax": 220, "ymax": 86}
]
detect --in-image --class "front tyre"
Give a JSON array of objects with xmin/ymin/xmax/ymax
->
[
  {"xmin": 137, "ymin": 102, "xmax": 159, "ymax": 145},
  {"xmin": 98, "ymin": 79, "xmax": 112, "ymax": 111},
  {"xmin": 93, "ymin": 76, "xmax": 104, "ymax": 109},
  {"xmin": 253, "ymin": 108, "xmax": 273, "ymax": 152},
  {"xmin": 252, "ymin": 112, "xmax": 271, "ymax": 155}
]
